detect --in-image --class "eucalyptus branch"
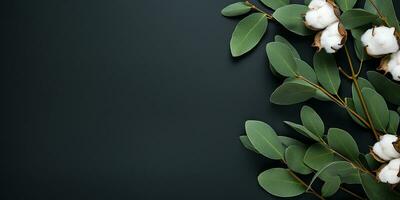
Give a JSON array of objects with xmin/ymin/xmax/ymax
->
[
  {"xmin": 244, "ymin": 1, "xmax": 273, "ymax": 19},
  {"xmin": 344, "ymin": 45, "xmax": 380, "ymax": 140},
  {"xmin": 338, "ymin": 66, "xmax": 353, "ymax": 80},
  {"xmin": 366, "ymin": 0, "xmax": 400, "ymax": 38}
]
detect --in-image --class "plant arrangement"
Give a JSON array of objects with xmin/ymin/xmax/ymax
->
[{"xmin": 221, "ymin": 0, "xmax": 400, "ymax": 199}]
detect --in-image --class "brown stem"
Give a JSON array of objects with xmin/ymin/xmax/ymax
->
[
  {"xmin": 339, "ymin": 66, "xmax": 352, "ymax": 80},
  {"xmin": 344, "ymin": 45, "xmax": 380, "ymax": 140},
  {"xmin": 244, "ymin": 1, "xmax": 273, "ymax": 19},
  {"xmin": 340, "ymin": 186, "xmax": 366, "ymax": 200},
  {"xmin": 288, "ymin": 170, "xmax": 326, "ymax": 200}
]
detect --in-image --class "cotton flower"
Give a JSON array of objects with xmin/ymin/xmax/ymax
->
[
  {"xmin": 377, "ymin": 158, "xmax": 400, "ymax": 184},
  {"xmin": 372, "ymin": 134, "xmax": 400, "ymax": 162},
  {"xmin": 378, "ymin": 51, "xmax": 400, "ymax": 81},
  {"xmin": 313, "ymin": 22, "xmax": 347, "ymax": 53},
  {"xmin": 304, "ymin": 0, "xmax": 339, "ymax": 30},
  {"xmin": 361, "ymin": 26, "xmax": 399, "ymax": 57}
]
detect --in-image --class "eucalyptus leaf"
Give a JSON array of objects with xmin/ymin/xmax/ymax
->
[
  {"xmin": 245, "ymin": 120, "xmax": 285, "ymax": 160},
  {"xmin": 363, "ymin": 153, "xmax": 380, "ymax": 170},
  {"xmin": 270, "ymin": 82, "xmax": 316, "ymax": 105},
  {"xmin": 279, "ymin": 136, "xmax": 305, "ymax": 147},
  {"xmin": 273, "ymin": 4, "xmax": 313, "ymax": 36},
  {"xmin": 359, "ymin": 172, "xmax": 400, "ymax": 200},
  {"xmin": 274, "ymin": 35, "xmax": 300, "ymax": 59},
  {"xmin": 362, "ymin": 88, "xmax": 390, "ymax": 132},
  {"xmin": 387, "ymin": 110, "xmax": 399, "ymax": 134},
  {"xmin": 313, "ymin": 51, "xmax": 340, "ymax": 94},
  {"xmin": 327, "ymin": 128, "xmax": 360, "ymax": 162},
  {"xmin": 221, "ymin": 2, "xmax": 251, "ymax": 17},
  {"xmin": 345, "ymin": 98, "xmax": 367, "ymax": 128},
  {"xmin": 285, "ymin": 145, "xmax": 312, "ymax": 175},
  {"xmin": 352, "ymin": 77, "xmax": 374, "ymax": 120},
  {"xmin": 354, "ymin": 39, "xmax": 369, "ymax": 61},
  {"xmin": 367, "ymin": 71, "xmax": 400, "ymax": 105},
  {"xmin": 230, "ymin": 13, "xmax": 268, "ymax": 57},
  {"xmin": 335, "ymin": 0, "xmax": 357, "ymax": 11},
  {"xmin": 284, "ymin": 121, "xmax": 320, "ymax": 141},
  {"xmin": 259, "ymin": 0, "xmax": 289, "ymax": 10},
  {"xmin": 309, "ymin": 161, "xmax": 356, "ymax": 190},
  {"xmin": 368, "ymin": 0, "xmax": 400, "ymax": 31},
  {"xmin": 258, "ymin": 168, "xmax": 306, "ymax": 197},
  {"xmin": 266, "ymin": 42, "xmax": 298, "ymax": 77},
  {"xmin": 239, "ymin": 135, "xmax": 259, "ymax": 153},
  {"xmin": 321, "ymin": 176, "xmax": 341, "ymax": 197},
  {"xmin": 301, "ymin": 106, "xmax": 324, "ymax": 137},
  {"xmin": 295, "ymin": 58, "xmax": 318, "ymax": 84},
  {"xmin": 340, "ymin": 9, "xmax": 378, "ymax": 29},
  {"xmin": 304, "ymin": 143, "xmax": 334, "ymax": 170}
]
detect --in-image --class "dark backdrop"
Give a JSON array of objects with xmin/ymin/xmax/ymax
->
[{"xmin": 0, "ymin": 0, "xmax": 398, "ymax": 199}]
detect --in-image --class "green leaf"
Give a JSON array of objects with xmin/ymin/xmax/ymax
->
[
  {"xmin": 363, "ymin": 153, "xmax": 380, "ymax": 170},
  {"xmin": 304, "ymin": 143, "xmax": 334, "ymax": 170},
  {"xmin": 354, "ymin": 39, "xmax": 369, "ymax": 61},
  {"xmin": 272, "ymin": 4, "xmax": 313, "ymax": 36},
  {"xmin": 266, "ymin": 42, "xmax": 298, "ymax": 77},
  {"xmin": 258, "ymin": 168, "xmax": 306, "ymax": 197},
  {"xmin": 367, "ymin": 71, "xmax": 400, "ymax": 105},
  {"xmin": 259, "ymin": 0, "xmax": 289, "ymax": 10},
  {"xmin": 270, "ymin": 82, "xmax": 316, "ymax": 105},
  {"xmin": 284, "ymin": 121, "xmax": 320, "ymax": 141},
  {"xmin": 230, "ymin": 13, "xmax": 268, "ymax": 57},
  {"xmin": 313, "ymin": 51, "xmax": 340, "ymax": 94},
  {"xmin": 352, "ymin": 77, "xmax": 374, "ymax": 120},
  {"xmin": 370, "ymin": 0, "xmax": 400, "ymax": 31},
  {"xmin": 274, "ymin": 35, "xmax": 300, "ymax": 59},
  {"xmin": 301, "ymin": 106, "xmax": 324, "ymax": 137},
  {"xmin": 327, "ymin": 128, "xmax": 360, "ymax": 162},
  {"xmin": 387, "ymin": 110, "xmax": 399, "ymax": 134},
  {"xmin": 295, "ymin": 58, "xmax": 318, "ymax": 84},
  {"xmin": 239, "ymin": 135, "xmax": 259, "ymax": 153},
  {"xmin": 362, "ymin": 88, "xmax": 390, "ymax": 132},
  {"xmin": 322, "ymin": 176, "xmax": 341, "ymax": 197},
  {"xmin": 341, "ymin": 9, "xmax": 378, "ymax": 29},
  {"xmin": 279, "ymin": 136, "xmax": 305, "ymax": 147},
  {"xmin": 335, "ymin": 0, "xmax": 357, "ymax": 11},
  {"xmin": 360, "ymin": 172, "xmax": 400, "ymax": 200},
  {"xmin": 308, "ymin": 161, "xmax": 356, "ymax": 190},
  {"xmin": 221, "ymin": 2, "xmax": 251, "ymax": 17},
  {"xmin": 285, "ymin": 145, "xmax": 312, "ymax": 175},
  {"xmin": 345, "ymin": 98, "xmax": 367, "ymax": 128},
  {"xmin": 245, "ymin": 120, "xmax": 285, "ymax": 160}
]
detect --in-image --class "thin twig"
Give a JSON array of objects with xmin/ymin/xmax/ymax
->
[
  {"xmin": 340, "ymin": 186, "xmax": 366, "ymax": 200},
  {"xmin": 244, "ymin": 1, "xmax": 273, "ymax": 19},
  {"xmin": 339, "ymin": 66, "xmax": 352, "ymax": 79},
  {"xmin": 288, "ymin": 170, "xmax": 326, "ymax": 200}
]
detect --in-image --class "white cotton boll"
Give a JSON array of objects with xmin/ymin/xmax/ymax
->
[
  {"xmin": 361, "ymin": 26, "xmax": 399, "ymax": 56},
  {"xmin": 305, "ymin": 0, "xmax": 338, "ymax": 30},
  {"xmin": 387, "ymin": 51, "xmax": 400, "ymax": 81},
  {"xmin": 372, "ymin": 134, "xmax": 400, "ymax": 161},
  {"xmin": 378, "ymin": 158, "xmax": 400, "ymax": 184},
  {"xmin": 319, "ymin": 22, "xmax": 345, "ymax": 53}
]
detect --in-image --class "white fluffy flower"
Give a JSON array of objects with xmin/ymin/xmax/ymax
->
[
  {"xmin": 387, "ymin": 51, "xmax": 400, "ymax": 81},
  {"xmin": 372, "ymin": 134, "xmax": 400, "ymax": 161},
  {"xmin": 305, "ymin": 0, "xmax": 339, "ymax": 30},
  {"xmin": 361, "ymin": 26, "xmax": 399, "ymax": 56},
  {"xmin": 378, "ymin": 158, "xmax": 400, "ymax": 184},
  {"xmin": 319, "ymin": 22, "xmax": 346, "ymax": 53}
]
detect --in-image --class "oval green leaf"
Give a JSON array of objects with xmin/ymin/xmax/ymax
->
[
  {"xmin": 367, "ymin": 71, "xmax": 400, "ymax": 105},
  {"xmin": 362, "ymin": 88, "xmax": 390, "ymax": 132},
  {"xmin": 260, "ymin": 0, "xmax": 289, "ymax": 10},
  {"xmin": 295, "ymin": 58, "xmax": 318, "ymax": 84},
  {"xmin": 322, "ymin": 176, "xmax": 341, "ymax": 197},
  {"xmin": 313, "ymin": 51, "xmax": 340, "ymax": 94},
  {"xmin": 336, "ymin": 0, "xmax": 357, "ymax": 11},
  {"xmin": 258, "ymin": 168, "xmax": 306, "ymax": 197},
  {"xmin": 272, "ymin": 4, "xmax": 313, "ymax": 36},
  {"xmin": 239, "ymin": 135, "xmax": 259, "ymax": 153},
  {"xmin": 245, "ymin": 120, "xmax": 284, "ymax": 160},
  {"xmin": 301, "ymin": 106, "xmax": 324, "ymax": 137},
  {"xmin": 352, "ymin": 77, "xmax": 374, "ymax": 120},
  {"xmin": 304, "ymin": 143, "xmax": 334, "ymax": 170},
  {"xmin": 387, "ymin": 110, "xmax": 399, "ymax": 134},
  {"xmin": 266, "ymin": 42, "xmax": 298, "ymax": 77},
  {"xmin": 274, "ymin": 35, "xmax": 300, "ymax": 59},
  {"xmin": 230, "ymin": 13, "xmax": 268, "ymax": 57},
  {"xmin": 341, "ymin": 9, "xmax": 378, "ymax": 29},
  {"xmin": 270, "ymin": 82, "xmax": 316, "ymax": 105},
  {"xmin": 327, "ymin": 128, "xmax": 360, "ymax": 162},
  {"xmin": 360, "ymin": 172, "xmax": 400, "ymax": 200},
  {"xmin": 279, "ymin": 136, "xmax": 305, "ymax": 147},
  {"xmin": 221, "ymin": 2, "xmax": 251, "ymax": 17},
  {"xmin": 284, "ymin": 121, "xmax": 320, "ymax": 141},
  {"xmin": 285, "ymin": 145, "xmax": 312, "ymax": 175}
]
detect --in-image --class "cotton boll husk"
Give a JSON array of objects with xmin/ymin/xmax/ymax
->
[
  {"xmin": 361, "ymin": 26, "xmax": 399, "ymax": 56},
  {"xmin": 377, "ymin": 158, "xmax": 400, "ymax": 184},
  {"xmin": 304, "ymin": 0, "xmax": 339, "ymax": 30},
  {"xmin": 313, "ymin": 22, "xmax": 346, "ymax": 53},
  {"xmin": 379, "ymin": 51, "xmax": 400, "ymax": 81},
  {"xmin": 372, "ymin": 134, "xmax": 400, "ymax": 162}
]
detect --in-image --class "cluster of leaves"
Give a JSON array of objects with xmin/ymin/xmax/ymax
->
[{"xmin": 222, "ymin": 0, "xmax": 400, "ymax": 199}]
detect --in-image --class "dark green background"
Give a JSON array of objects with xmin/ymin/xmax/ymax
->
[{"xmin": 0, "ymin": 0, "xmax": 398, "ymax": 199}]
